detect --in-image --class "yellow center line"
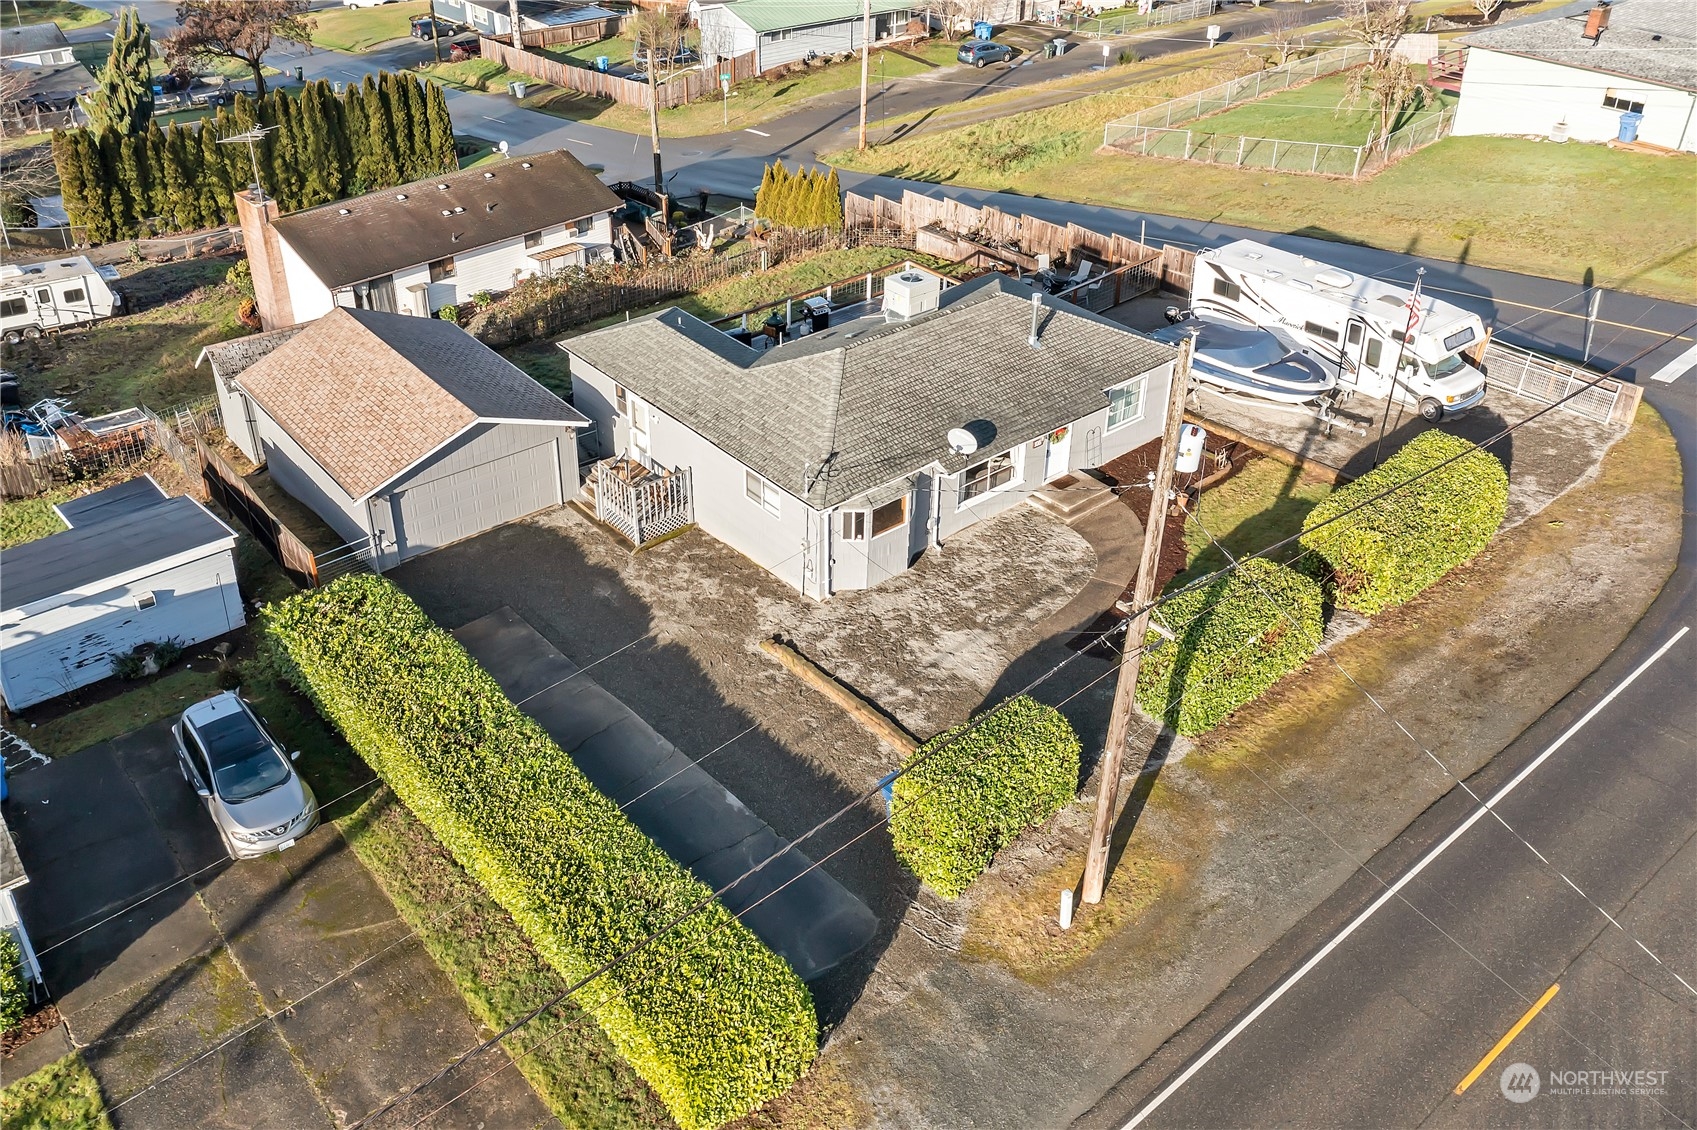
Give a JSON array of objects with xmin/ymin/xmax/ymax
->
[{"xmin": 1454, "ymin": 983, "xmax": 1561, "ymax": 1096}]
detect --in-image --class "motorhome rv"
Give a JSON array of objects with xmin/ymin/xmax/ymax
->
[
  {"xmin": 1190, "ymin": 240, "xmax": 1487, "ymax": 421},
  {"xmin": 0, "ymin": 256, "xmax": 122, "ymax": 343}
]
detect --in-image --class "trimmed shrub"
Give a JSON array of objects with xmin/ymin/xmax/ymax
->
[
  {"xmin": 262, "ymin": 576, "xmax": 816, "ymax": 1130},
  {"xmin": 890, "ymin": 696, "xmax": 1080, "ymax": 898},
  {"xmin": 0, "ymin": 931, "xmax": 25, "ymax": 1033},
  {"xmin": 1135, "ymin": 558, "xmax": 1324, "ymax": 736},
  {"xmin": 1299, "ymin": 430, "xmax": 1508, "ymax": 614}
]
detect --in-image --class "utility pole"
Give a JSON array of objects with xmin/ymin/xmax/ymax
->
[
  {"xmin": 856, "ymin": 0, "xmax": 871, "ymax": 149},
  {"xmin": 1081, "ymin": 335, "xmax": 1193, "ymax": 905},
  {"xmin": 647, "ymin": 46, "xmax": 664, "ymax": 195},
  {"xmin": 509, "ymin": 0, "xmax": 522, "ymax": 48},
  {"xmin": 430, "ymin": 12, "xmax": 442, "ymax": 64}
]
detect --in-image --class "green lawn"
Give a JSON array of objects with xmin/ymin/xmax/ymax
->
[
  {"xmin": 0, "ymin": 1, "xmax": 108, "ymax": 32},
  {"xmin": 539, "ymin": 33, "xmax": 646, "ymax": 71},
  {"xmin": 826, "ymin": 72, "xmax": 1697, "ymax": 301},
  {"xmin": 0, "ymin": 488, "xmax": 71, "ymax": 548},
  {"xmin": 28, "ymin": 667, "xmax": 224, "ymax": 756},
  {"xmin": 1189, "ymin": 72, "xmax": 1456, "ymax": 146},
  {"xmin": 0, "ymin": 1052, "xmax": 113, "ymax": 1130},
  {"xmin": 1172, "ymin": 456, "xmax": 1335, "ymax": 591},
  {"xmin": 8, "ymin": 255, "xmax": 250, "ymax": 415},
  {"xmin": 309, "ymin": 0, "xmax": 428, "ymax": 53}
]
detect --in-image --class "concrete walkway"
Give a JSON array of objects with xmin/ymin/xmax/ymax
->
[{"xmin": 453, "ymin": 607, "xmax": 879, "ymax": 983}]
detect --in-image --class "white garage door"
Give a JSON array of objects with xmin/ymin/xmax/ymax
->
[{"xmin": 391, "ymin": 440, "xmax": 561, "ymax": 562}]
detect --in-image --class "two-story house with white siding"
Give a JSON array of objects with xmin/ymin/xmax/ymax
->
[
  {"xmin": 694, "ymin": 0, "xmax": 917, "ymax": 75},
  {"xmin": 234, "ymin": 149, "xmax": 622, "ymax": 331},
  {"xmin": 563, "ymin": 269, "xmax": 1176, "ymax": 599}
]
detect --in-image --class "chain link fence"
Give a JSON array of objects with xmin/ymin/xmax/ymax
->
[
  {"xmin": 1069, "ymin": 0, "xmax": 1219, "ymax": 38},
  {"xmin": 1116, "ymin": 109, "xmax": 1452, "ymax": 178}
]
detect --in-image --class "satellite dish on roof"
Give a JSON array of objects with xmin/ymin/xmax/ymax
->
[
  {"xmin": 947, "ymin": 427, "xmax": 979, "ymax": 456},
  {"xmin": 498, "ymin": 140, "xmax": 510, "ymax": 156}
]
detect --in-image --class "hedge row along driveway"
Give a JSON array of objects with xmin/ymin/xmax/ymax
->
[{"xmin": 263, "ymin": 575, "xmax": 815, "ymax": 1130}]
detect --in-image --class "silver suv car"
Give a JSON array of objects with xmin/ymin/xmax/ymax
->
[{"xmin": 173, "ymin": 692, "xmax": 319, "ymax": 860}]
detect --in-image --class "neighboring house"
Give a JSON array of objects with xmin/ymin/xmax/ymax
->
[
  {"xmin": 0, "ymin": 23, "xmax": 74, "ymax": 68},
  {"xmin": 0, "ymin": 476, "xmax": 243, "ymax": 711},
  {"xmin": 563, "ymin": 269, "xmax": 1176, "ymax": 599},
  {"xmin": 233, "ymin": 149, "xmax": 622, "ymax": 331},
  {"xmin": 1452, "ymin": 0, "xmax": 1696, "ymax": 151},
  {"xmin": 694, "ymin": 0, "xmax": 918, "ymax": 73},
  {"xmin": 201, "ymin": 307, "xmax": 587, "ymax": 571},
  {"xmin": 432, "ymin": 0, "xmax": 623, "ymax": 42},
  {"xmin": 0, "ymin": 812, "xmax": 43, "ymax": 999},
  {"xmin": 0, "ymin": 62, "xmax": 91, "ymax": 130}
]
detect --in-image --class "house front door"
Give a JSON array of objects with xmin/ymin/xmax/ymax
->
[
  {"xmin": 628, "ymin": 400, "xmax": 652, "ymax": 467},
  {"xmin": 1044, "ymin": 426, "xmax": 1072, "ymax": 481}
]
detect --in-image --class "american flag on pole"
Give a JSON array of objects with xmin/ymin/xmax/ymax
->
[{"xmin": 1403, "ymin": 273, "xmax": 1424, "ymax": 331}]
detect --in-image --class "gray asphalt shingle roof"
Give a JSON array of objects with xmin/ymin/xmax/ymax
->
[
  {"xmin": 0, "ymin": 22, "xmax": 71, "ymax": 59},
  {"xmin": 1461, "ymin": 0, "xmax": 1697, "ymax": 91},
  {"xmin": 564, "ymin": 274, "xmax": 1175, "ymax": 509}
]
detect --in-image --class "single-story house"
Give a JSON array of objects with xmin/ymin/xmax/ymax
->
[
  {"xmin": 694, "ymin": 0, "xmax": 918, "ymax": 73},
  {"xmin": 0, "ymin": 476, "xmax": 243, "ymax": 711},
  {"xmin": 234, "ymin": 149, "xmax": 622, "ymax": 331},
  {"xmin": 201, "ymin": 307, "xmax": 587, "ymax": 571},
  {"xmin": 1452, "ymin": 0, "xmax": 1696, "ymax": 151},
  {"xmin": 0, "ymin": 812, "xmax": 43, "ymax": 998},
  {"xmin": 0, "ymin": 23, "xmax": 74, "ymax": 68},
  {"xmin": 432, "ymin": 0, "xmax": 623, "ymax": 43},
  {"xmin": 563, "ymin": 269, "xmax": 1177, "ymax": 599}
]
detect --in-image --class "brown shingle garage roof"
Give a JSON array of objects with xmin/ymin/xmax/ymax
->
[
  {"xmin": 233, "ymin": 307, "xmax": 586, "ymax": 500},
  {"xmin": 269, "ymin": 149, "xmax": 621, "ymax": 290}
]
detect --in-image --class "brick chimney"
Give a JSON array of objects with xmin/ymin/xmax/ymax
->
[{"xmin": 233, "ymin": 187, "xmax": 295, "ymax": 331}]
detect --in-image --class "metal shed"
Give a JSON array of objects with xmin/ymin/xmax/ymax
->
[{"xmin": 0, "ymin": 476, "xmax": 244, "ymax": 711}]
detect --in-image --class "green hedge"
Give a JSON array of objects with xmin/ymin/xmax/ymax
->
[
  {"xmin": 890, "ymin": 696, "xmax": 1080, "ymax": 899},
  {"xmin": 1, "ymin": 931, "xmax": 25, "ymax": 1034},
  {"xmin": 1299, "ymin": 430, "xmax": 1508, "ymax": 614},
  {"xmin": 1135, "ymin": 558, "xmax": 1324, "ymax": 736},
  {"xmin": 262, "ymin": 576, "xmax": 815, "ymax": 1130}
]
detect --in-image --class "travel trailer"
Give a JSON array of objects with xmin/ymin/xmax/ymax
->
[
  {"xmin": 1189, "ymin": 240, "xmax": 1487, "ymax": 421},
  {"xmin": 0, "ymin": 257, "xmax": 122, "ymax": 343}
]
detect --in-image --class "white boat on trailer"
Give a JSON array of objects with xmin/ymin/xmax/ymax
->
[{"xmin": 1153, "ymin": 315, "xmax": 1336, "ymax": 406}]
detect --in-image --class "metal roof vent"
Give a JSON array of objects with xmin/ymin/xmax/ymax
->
[
  {"xmin": 520, "ymin": 161, "xmax": 532, "ymax": 168},
  {"xmin": 483, "ymin": 171, "xmax": 495, "ymax": 178},
  {"xmin": 437, "ymin": 183, "xmax": 449, "ymax": 189},
  {"xmin": 338, "ymin": 208, "xmax": 351, "ymax": 215},
  {"xmin": 395, "ymin": 193, "xmax": 408, "ymax": 201},
  {"xmin": 452, "ymin": 206, "xmax": 465, "ymax": 214},
  {"xmin": 441, "ymin": 209, "xmax": 453, "ymax": 216},
  {"xmin": 485, "ymin": 202, "xmax": 495, "ymax": 212},
  {"xmin": 1314, "ymin": 269, "xmax": 1353, "ymax": 288}
]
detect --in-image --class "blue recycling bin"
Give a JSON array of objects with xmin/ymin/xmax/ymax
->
[
  {"xmin": 595, "ymin": 55, "xmax": 610, "ymax": 72},
  {"xmin": 973, "ymin": 20, "xmax": 994, "ymax": 39},
  {"xmin": 1617, "ymin": 110, "xmax": 1643, "ymax": 142}
]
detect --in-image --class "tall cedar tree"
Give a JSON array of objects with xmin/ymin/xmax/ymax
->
[
  {"xmin": 51, "ymin": 133, "xmax": 89, "ymax": 234},
  {"xmin": 86, "ymin": 7, "xmax": 154, "ymax": 136},
  {"xmin": 360, "ymin": 75, "xmax": 398, "ymax": 189},
  {"xmin": 820, "ymin": 167, "xmax": 844, "ymax": 229},
  {"xmin": 164, "ymin": 1, "xmax": 315, "ymax": 101},
  {"xmin": 425, "ymin": 83, "xmax": 455, "ymax": 173}
]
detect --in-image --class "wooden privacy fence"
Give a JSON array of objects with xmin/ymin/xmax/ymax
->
[
  {"xmin": 197, "ymin": 439, "xmax": 321, "ymax": 588},
  {"xmin": 845, "ymin": 189, "xmax": 1197, "ymax": 298},
  {"xmin": 516, "ymin": 16, "xmax": 624, "ymax": 47},
  {"xmin": 479, "ymin": 36, "xmax": 756, "ymax": 110}
]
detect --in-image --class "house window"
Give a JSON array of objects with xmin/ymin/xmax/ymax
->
[
  {"xmin": 1106, "ymin": 374, "xmax": 1147, "ymax": 431},
  {"xmin": 841, "ymin": 511, "xmax": 865, "ymax": 540},
  {"xmin": 614, "ymin": 384, "xmax": 627, "ymax": 414},
  {"xmin": 1602, "ymin": 90, "xmax": 1645, "ymax": 115},
  {"xmin": 871, "ymin": 497, "xmax": 906, "ymax": 537},
  {"xmin": 524, "ymin": 230, "xmax": 543, "ymax": 249},
  {"xmin": 570, "ymin": 217, "xmax": 593, "ymax": 237},
  {"xmin": 745, "ymin": 469, "xmax": 781, "ymax": 517},
  {"xmin": 0, "ymin": 298, "xmax": 25, "ymax": 317},
  {"xmin": 429, "ymin": 256, "xmax": 457, "ymax": 282},
  {"xmin": 62, "ymin": 287, "xmax": 85, "ymax": 303},
  {"xmin": 962, "ymin": 452, "xmax": 1015, "ymax": 502},
  {"xmin": 765, "ymin": 29, "xmax": 793, "ymax": 41},
  {"xmin": 1303, "ymin": 320, "xmax": 1341, "ymax": 344},
  {"xmin": 1211, "ymin": 278, "xmax": 1241, "ymax": 302}
]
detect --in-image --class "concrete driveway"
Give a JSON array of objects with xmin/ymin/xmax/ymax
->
[{"xmin": 5, "ymin": 723, "xmax": 551, "ymax": 1129}]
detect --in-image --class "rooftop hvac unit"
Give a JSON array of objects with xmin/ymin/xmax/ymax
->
[{"xmin": 882, "ymin": 269, "xmax": 942, "ymax": 321}]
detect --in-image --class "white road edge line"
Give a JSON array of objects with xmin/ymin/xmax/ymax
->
[
  {"xmin": 743, "ymin": 128, "xmax": 770, "ymax": 136},
  {"xmin": 1649, "ymin": 341, "xmax": 1697, "ymax": 383},
  {"xmin": 1122, "ymin": 623, "xmax": 1692, "ymax": 1130}
]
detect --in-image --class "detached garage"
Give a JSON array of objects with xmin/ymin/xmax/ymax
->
[
  {"xmin": 0, "ymin": 476, "xmax": 244, "ymax": 710},
  {"xmin": 202, "ymin": 307, "xmax": 585, "ymax": 571}
]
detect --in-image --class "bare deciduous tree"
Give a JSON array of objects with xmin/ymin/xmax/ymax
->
[
  {"xmin": 163, "ymin": 1, "xmax": 315, "ymax": 100},
  {"xmin": 1264, "ymin": 10, "xmax": 1307, "ymax": 66},
  {"xmin": 1471, "ymin": 0, "xmax": 1503, "ymax": 20},
  {"xmin": 1339, "ymin": 0, "xmax": 1411, "ymax": 56},
  {"xmin": 1340, "ymin": 54, "xmax": 1427, "ymax": 153}
]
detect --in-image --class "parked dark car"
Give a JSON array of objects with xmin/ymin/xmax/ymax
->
[
  {"xmin": 957, "ymin": 40, "xmax": 1013, "ymax": 67},
  {"xmin": 410, "ymin": 16, "xmax": 450, "ymax": 38}
]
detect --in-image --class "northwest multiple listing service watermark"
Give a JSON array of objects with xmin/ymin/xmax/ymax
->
[{"xmin": 1500, "ymin": 1062, "xmax": 1673, "ymax": 1104}]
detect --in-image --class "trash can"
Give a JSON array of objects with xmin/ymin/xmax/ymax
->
[
  {"xmin": 973, "ymin": 20, "xmax": 994, "ymax": 40},
  {"xmin": 509, "ymin": 80, "xmax": 528, "ymax": 99},
  {"xmin": 294, "ymin": 66, "xmax": 304, "ymax": 82},
  {"xmin": 1052, "ymin": 37, "xmax": 1068, "ymax": 55},
  {"xmin": 1044, "ymin": 41, "xmax": 1056, "ymax": 58},
  {"xmin": 1618, "ymin": 110, "xmax": 1643, "ymax": 142},
  {"xmin": 595, "ymin": 55, "xmax": 610, "ymax": 72}
]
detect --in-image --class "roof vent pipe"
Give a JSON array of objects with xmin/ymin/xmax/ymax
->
[{"xmin": 1028, "ymin": 291, "xmax": 1043, "ymax": 349}]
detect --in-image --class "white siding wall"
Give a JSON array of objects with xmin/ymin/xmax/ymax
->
[
  {"xmin": 0, "ymin": 548, "xmax": 244, "ymax": 710},
  {"xmin": 697, "ymin": 7, "xmax": 759, "ymax": 62},
  {"xmin": 1453, "ymin": 48, "xmax": 1697, "ymax": 151},
  {"xmin": 242, "ymin": 393, "xmax": 372, "ymax": 546},
  {"xmin": 322, "ymin": 216, "xmax": 616, "ymax": 317},
  {"xmin": 215, "ymin": 375, "xmax": 261, "ymax": 464},
  {"xmin": 277, "ymin": 236, "xmax": 335, "ymax": 323},
  {"xmin": 571, "ymin": 360, "xmax": 813, "ymax": 592}
]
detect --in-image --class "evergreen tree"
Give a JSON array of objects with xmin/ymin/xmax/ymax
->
[
  {"xmin": 360, "ymin": 75, "xmax": 397, "ymax": 188},
  {"xmin": 198, "ymin": 113, "xmax": 235, "ymax": 226},
  {"xmin": 143, "ymin": 120, "xmax": 171, "ymax": 221},
  {"xmin": 79, "ymin": 133, "xmax": 116, "ymax": 243},
  {"xmin": 377, "ymin": 72, "xmax": 411, "ymax": 179},
  {"xmin": 97, "ymin": 130, "xmax": 136, "ymax": 238},
  {"xmin": 341, "ymin": 80, "xmax": 371, "ymax": 194},
  {"xmin": 85, "ymin": 7, "xmax": 154, "ymax": 137},
  {"xmin": 51, "ymin": 132, "xmax": 90, "ymax": 233},
  {"xmin": 297, "ymin": 82, "xmax": 339, "ymax": 207},
  {"xmin": 424, "ymin": 80, "xmax": 455, "ymax": 173},
  {"xmin": 265, "ymin": 89, "xmax": 304, "ymax": 208},
  {"xmin": 161, "ymin": 122, "xmax": 198, "ymax": 230},
  {"xmin": 401, "ymin": 74, "xmax": 431, "ymax": 180},
  {"xmin": 821, "ymin": 167, "xmax": 844, "ymax": 230}
]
